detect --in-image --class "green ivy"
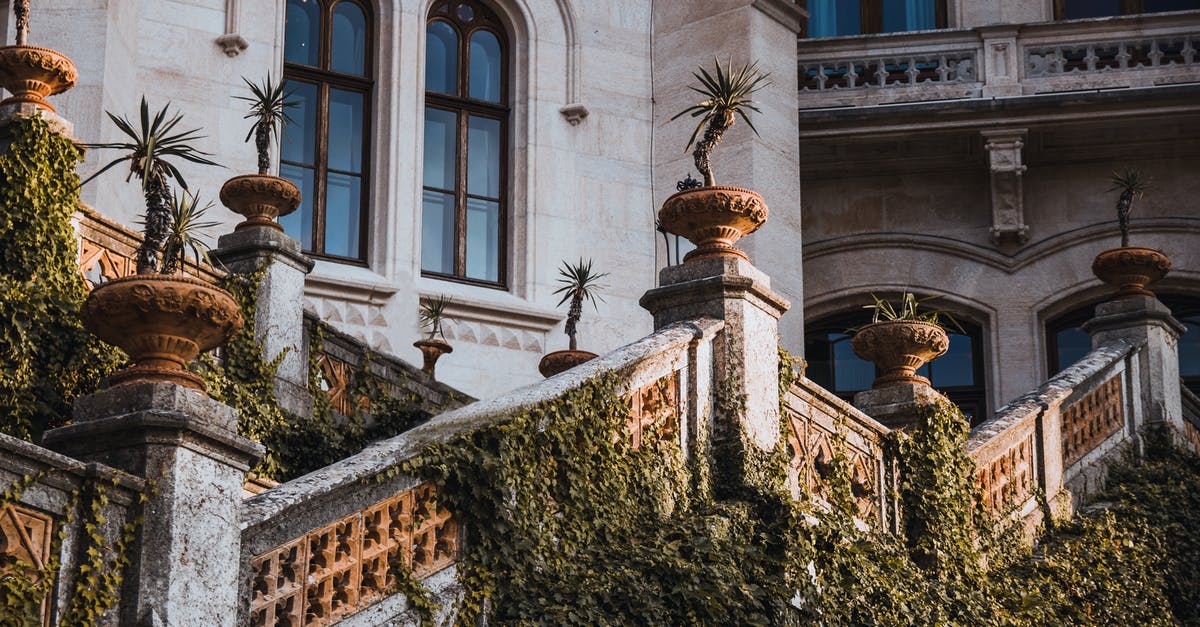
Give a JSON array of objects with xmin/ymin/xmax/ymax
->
[{"xmin": 0, "ymin": 116, "xmax": 121, "ymax": 440}]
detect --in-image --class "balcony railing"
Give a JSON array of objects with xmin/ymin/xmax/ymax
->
[{"xmin": 797, "ymin": 11, "xmax": 1200, "ymax": 109}]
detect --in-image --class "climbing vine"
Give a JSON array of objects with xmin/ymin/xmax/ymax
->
[{"xmin": 0, "ymin": 116, "xmax": 121, "ymax": 441}]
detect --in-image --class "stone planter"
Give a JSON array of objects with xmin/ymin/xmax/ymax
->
[
  {"xmin": 851, "ymin": 320, "xmax": 949, "ymax": 389},
  {"xmin": 219, "ymin": 174, "xmax": 301, "ymax": 231},
  {"xmin": 81, "ymin": 274, "xmax": 243, "ymax": 392},
  {"xmin": 658, "ymin": 186, "xmax": 767, "ymax": 263},
  {"xmin": 538, "ymin": 349, "xmax": 597, "ymax": 378},
  {"xmin": 0, "ymin": 45, "xmax": 77, "ymax": 112},
  {"xmin": 1092, "ymin": 246, "xmax": 1170, "ymax": 299},
  {"xmin": 414, "ymin": 338, "xmax": 453, "ymax": 377}
]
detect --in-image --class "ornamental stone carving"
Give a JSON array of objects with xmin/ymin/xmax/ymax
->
[
  {"xmin": 1092, "ymin": 247, "xmax": 1170, "ymax": 299},
  {"xmin": 850, "ymin": 320, "xmax": 949, "ymax": 388},
  {"xmin": 220, "ymin": 174, "xmax": 302, "ymax": 232},
  {"xmin": 657, "ymin": 186, "xmax": 768, "ymax": 263},
  {"xmin": 0, "ymin": 45, "xmax": 77, "ymax": 112}
]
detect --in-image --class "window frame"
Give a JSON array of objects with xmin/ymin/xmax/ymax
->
[
  {"xmin": 281, "ymin": 0, "xmax": 375, "ymax": 263},
  {"xmin": 1054, "ymin": 0, "xmax": 1200, "ymax": 20},
  {"xmin": 422, "ymin": 0, "xmax": 511, "ymax": 289},
  {"xmin": 801, "ymin": 0, "xmax": 948, "ymax": 38}
]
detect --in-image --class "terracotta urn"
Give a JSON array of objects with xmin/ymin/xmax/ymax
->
[
  {"xmin": 0, "ymin": 45, "xmax": 77, "ymax": 112},
  {"xmin": 219, "ymin": 174, "xmax": 301, "ymax": 231},
  {"xmin": 658, "ymin": 186, "xmax": 768, "ymax": 263},
  {"xmin": 1092, "ymin": 246, "xmax": 1170, "ymax": 299},
  {"xmin": 81, "ymin": 274, "xmax": 243, "ymax": 392},
  {"xmin": 538, "ymin": 349, "xmax": 597, "ymax": 378},
  {"xmin": 414, "ymin": 337, "xmax": 453, "ymax": 377},
  {"xmin": 850, "ymin": 320, "xmax": 949, "ymax": 389}
]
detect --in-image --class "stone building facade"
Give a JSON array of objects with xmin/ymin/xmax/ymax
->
[{"xmin": 14, "ymin": 0, "xmax": 1199, "ymax": 407}]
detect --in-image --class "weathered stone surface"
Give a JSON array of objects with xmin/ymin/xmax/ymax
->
[
  {"xmin": 1085, "ymin": 297, "xmax": 1184, "ymax": 426},
  {"xmin": 853, "ymin": 383, "xmax": 948, "ymax": 431}
]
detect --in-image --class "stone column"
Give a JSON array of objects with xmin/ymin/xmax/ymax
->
[
  {"xmin": 853, "ymin": 383, "xmax": 950, "ymax": 432},
  {"xmin": 641, "ymin": 257, "xmax": 789, "ymax": 494},
  {"xmin": 1084, "ymin": 296, "xmax": 1185, "ymax": 428},
  {"xmin": 211, "ymin": 226, "xmax": 315, "ymax": 416},
  {"xmin": 43, "ymin": 383, "xmax": 263, "ymax": 626}
]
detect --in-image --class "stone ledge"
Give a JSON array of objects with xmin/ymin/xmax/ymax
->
[
  {"xmin": 212, "ymin": 226, "xmax": 314, "ymax": 274},
  {"xmin": 853, "ymin": 383, "xmax": 947, "ymax": 431}
]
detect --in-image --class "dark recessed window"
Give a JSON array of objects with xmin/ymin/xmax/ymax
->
[
  {"xmin": 1056, "ymin": 0, "xmax": 1200, "ymax": 20},
  {"xmin": 805, "ymin": 309, "xmax": 988, "ymax": 424},
  {"xmin": 803, "ymin": 0, "xmax": 947, "ymax": 38},
  {"xmin": 279, "ymin": 0, "xmax": 373, "ymax": 262},
  {"xmin": 422, "ymin": 0, "xmax": 509, "ymax": 287},
  {"xmin": 1046, "ymin": 294, "xmax": 1200, "ymax": 397}
]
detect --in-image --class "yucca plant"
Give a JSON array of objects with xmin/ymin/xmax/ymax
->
[
  {"xmin": 861, "ymin": 292, "xmax": 964, "ymax": 334},
  {"xmin": 671, "ymin": 58, "xmax": 771, "ymax": 187},
  {"xmin": 84, "ymin": 97, "xmax": 220, "ymax": 274},
  {"xmin": 236, "ymin": 74, "xmax": 297, "ymax": 175},
  {"xmin": 159, "ymin": 189, "xmax": 220, "ymax": 274},
  {"xmin": 13, "ymin": 0, "xmax": 28, "ymax": 46},
  {"xmin": 419, "ymin": 294, "xmax": 453, "ymax": 340},
  {"xmin": 1108, "ymin": 168, "xmax": 1150, "ymax": 247},
  {"xmin": 553, "ymin": 259, "xmax": 609, "ymax": 351}
]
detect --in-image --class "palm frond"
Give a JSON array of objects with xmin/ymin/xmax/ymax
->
[
  {"xmin": 236, "ymin": 74, "xmax": 299, "ymax": 143},
  {"xmin": 82, "ymin": 97, "xmax": 221, "ymax": 191},
  {"xmin": 859, "ymin": 293, "xmax": 964, "ymax": 334},
  {"xmin": 1108, "ymin": 168, "xmax": 1150, "ymax": 195},
  {"xmin": 671, "ymin": 57, "xmax": 772, "ymax": 153},
  {"xmin": 552, "ymin": 258, "xmax": 609, "ymax": 308},
  {"xmin": 159, "ymin": 189, "xmax": 219, "ymax": 270},
  {"xmin": 419, "ymin": 294, "xmax": 454, "ymax": 338}
]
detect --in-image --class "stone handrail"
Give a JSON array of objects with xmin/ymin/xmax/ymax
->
[
  {"xmin": 238, "ymin": 317, "xmax": 725, "ymax": 625},
  {"xmin": 797, "ymin": 11, "xmax": 1200, "ymax": 109},
  {"xmin": 1182, "ymin": 383, "xmax": 1200, "ymax": 454},
  {"xmin": 782, "ymin": 377, "xmax": 894, "ymax": 530},
  {"xmin": 968, "ymin": 339, "xmax": 1137, "ymax": 518}
]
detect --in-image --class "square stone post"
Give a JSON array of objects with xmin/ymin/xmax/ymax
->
[
  {"xmin": 43, "ymin": 383, "xmax": 263, "ymax": 626},
  {"xmin": 853, "ymin": 383, "xmax": 951, "ymax": 432},
  {"xmin": 641, "ymin": 257, "xmax": 789, "ymax": 494},
  {"xmin": 1084, "ymin": 296, "xmax": 1185, "ymax": 429},
  {"xmin": 211, "ymin": 226, "xmax": 315, "ymax": 417}
]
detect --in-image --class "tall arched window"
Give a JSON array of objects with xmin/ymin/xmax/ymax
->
[
  {"xmin": 422, "ymin": 0, "xmax": 509, "ymax": 286},
  {"xmin": 279, "ymin": 0, "xmax": 373, "ymax": 261},
  {"xmin": 805, "ymin": 308, "xmax": 988, "ymax": 424}
]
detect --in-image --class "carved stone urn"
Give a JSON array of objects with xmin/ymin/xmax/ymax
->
[
  {"xmin": 0, "ymin": 45, "xmax": 76, "ymax": 112},
  {"xmin": 81, "ymin": 274, "xmax": 243, "ymax": 392},
  {"xmin": 658, "ymin": 186, "xmax": 768, "ymax": 262},
  {"xmin": 413, "ymin": 337, "xmax": 453, "ymax": 377},
  {"xmin": 850, "ymin": 320, "xmax": 949, "ymax": 389},
  {"xmin": 538, "ymin": 349, "xmax": 597, "ymax": 378},
  {"xmin": 219, "ymin": 174, "xmax": 301, "ymax": 231},
  {"xmin": 1092, "ymin": 246, "xmax": 1170, "ymax": 299}
]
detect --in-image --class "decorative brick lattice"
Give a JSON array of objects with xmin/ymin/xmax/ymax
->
[
  {"xmin": 316, "ymin": 352, "xmax": 358, "ymax": 416},
  {"xmin": 0, "ymin": 504, "xmax": 54, "ymax": 627},
  {"xmin": 783, "ymin": 403, "xmax": 879, "ymax": 521},
  {"xmin": 976, "ymin": 431, "xmax": 1037, "ymax": 514},
  {"xmin": 78, "ymin": 236, "xmax": 136, "ymax": 288},
  {"xmin": 625, "ymin": 371, "xmax": 680, "ymax": 450},
  {"xmin": 1061, "ymin": 376, "xmax": 1124, "ymax": 467},
  {"xmin": 249, "ymin": 483, "xmax": 458, "ymax": 626}
]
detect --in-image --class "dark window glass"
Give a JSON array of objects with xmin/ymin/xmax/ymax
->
[
  {"xmin": 1062, "ymin": 0, "xmax": 1122, "ymax": 18},
  {"xmin": 1144, "ymin": 0, "xmax": 1200, "ymax": 11},
  {"xmin": 422, "ymin": 1, "xmax": 509, "ymax": 286},
  {"xmin": 806, "ymin": 0, "xmax": 944, "ymax": 37},
  {"xmin": 805, "ymin": 307, "xmax": 987, "ymax": 424},
  {"xmin": 1057, "ymin": 0, "xmax": 1200, "ymax": 19},
  {"xmin": 281, "ymin": 0, "xmax": 373, "ymax": 261}
]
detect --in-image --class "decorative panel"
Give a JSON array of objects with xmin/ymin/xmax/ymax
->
[
  {"xmin": 782, "ymin": 389, "xmax": 881, "ymax": 523},
  {"xmin": 0, "ymin": 504, "xmax": 55, "ymax": 627},
  {"xmin": 1061, "ymin": 376, "xmax": 1124, "ymax": 467},
  {"xmin": 625, "ymin": 371, "xmax": 680, "ymax": 450},
  {"xmin": 249, "ymin": 483, "xmax": 457, "ymax": 627},
  {"xmin": 976, "ymin": 430, "xmax": 1037, "ymax": 514},
  {"xmin": 316, "ymin": 352, "xmax": 358, "ymax": 416}
]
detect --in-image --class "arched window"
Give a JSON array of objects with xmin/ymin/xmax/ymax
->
[
  {"xmin": 805, "ymin": 308, "xmax": 988, "ymax": 424},
  {"xmin": 279, "ymin": 0, "xmax": 373, "ymax": 261},
  {"xmin": 1048, "ymin": 294, "xmax": 1200, "ymax": 396},
  {"xmin": 422, "ymin": 0, "xmax": 509, "ymax": 286}
]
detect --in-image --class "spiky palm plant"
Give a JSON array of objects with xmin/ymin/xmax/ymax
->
[
  {"xmin": 84, "ymin": 97, "xmax": 220, "ymax": 274},
  {"xmin": 1108, "ymin": 169, "xmax": 1150, "ymax": 247},
  {"xmin": 235, "ymin": 74, "xmax": 296, "ymax": 175},
  {"xmin": 13, "ymin": 0, "xmax": 29, "ymax": 45},
  {"xmin": 553, "ymin": 259, "xmax": 609, "ymax": 351},
  {"xmin": 159, "ymin": 190, "xmax": 220, "ymax": 274},
  {"xmin": 671, "ymin": 58, "xmax": 770, "ymax": 187},
  {"xmin": 419, "ymin": 294, "xmax": 454, "ymax": 339}
]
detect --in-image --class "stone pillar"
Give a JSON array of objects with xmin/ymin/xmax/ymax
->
[
  {"xmin": 43, "ymin": 383, "xmax": 263, "ymax": 626},
  {"xmin": 1084, "ymin": 296, "xmax": 1185, "ymax": 428},
  {"xmin": 853, "ymin": 383, "xmax": 950, "ymax": 432},
  {"xmin": 211, "ymin": 226, "xmax": 315, "ymax": 416},
  {"xmin": 641, "ymin": 257, "xmax": 789, "ymax": 492}
]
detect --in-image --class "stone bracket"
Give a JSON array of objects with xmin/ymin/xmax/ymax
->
[
  {"xmin": 216, "ymin": 0, "xmax": 248, "ymax": 57},
  {"xmin": 981, "ymin": 128, "xmax": 1029, "ymax": 245}
]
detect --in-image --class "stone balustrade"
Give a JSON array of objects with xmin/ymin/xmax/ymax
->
[
  {"xmin": 238, "ymin": 318, "xmax": 725, "ymax": 625},
  {"xmin": 1183, "ymin": 384, "xmax": 1200, "ymax": 455},
  {"xmin": 797, "ymin": 11, "xmax": 1200, "ymax": 109}
]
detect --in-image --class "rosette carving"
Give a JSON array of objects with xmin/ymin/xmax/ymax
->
[
  {"xmin": 658, "ymin": 186, "xmax": 768, "ymax": 262},
  {"xmin": 81, "ymin": 274, "xmax": 243, "ymax": 391},
  {"xmin": 219, "ymin": 174, "xmax": 302, "ymax": 231},
  {"xmin": 850, "ymin": 320, "xmax": 949, "ymax": 388},
  {"xmin": 0, "ymin": 45, "xmax": 77, "ymax": 112},
  {"xmin": 1091, "ymin": 246, "xmax": 1171, "ymax": 299}
]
